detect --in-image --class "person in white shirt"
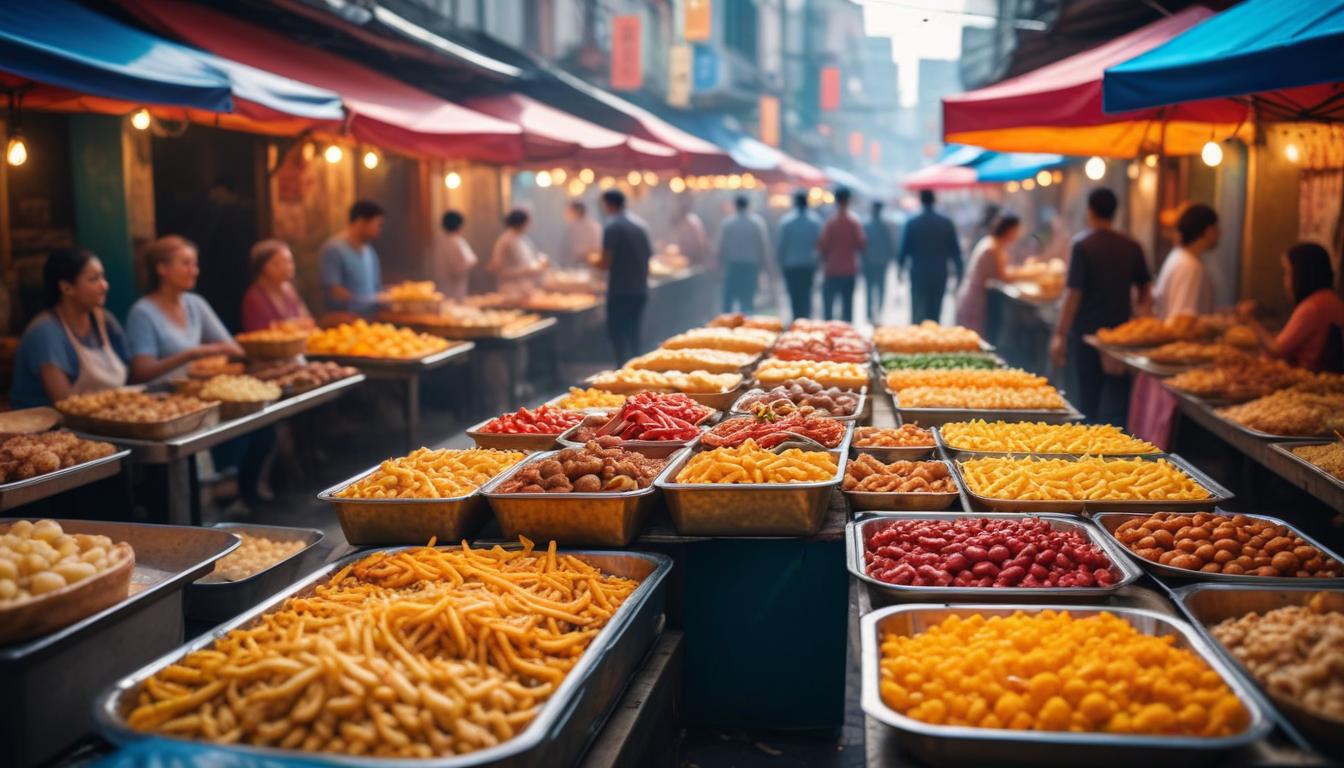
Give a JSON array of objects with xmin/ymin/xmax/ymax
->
[
  {"xmin": 563, "ymin": 201, "xmax": 603, "ymax": 269},
  {"xmin": 489, "ymin": 208, "xmax": 548, "ymax": 297},
  {"xmin": 428, "ymin": 210, "xmax": 477, "ymax": 301},
  {"xmin": 1129, "ymin": 203, "xmax": 1219, "ymax": 449}
]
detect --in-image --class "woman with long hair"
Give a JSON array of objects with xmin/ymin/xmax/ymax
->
[
  {"xmin": 954, "ymin": 213, "xmax": 1021, "ymax": 335},
  {"xmin": 1237, "ymin": 242, "xmax": 1344, "ymax": 372}
]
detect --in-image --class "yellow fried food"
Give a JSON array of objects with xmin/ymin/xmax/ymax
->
[
  {"xmin": 874, "ymin": 321, "xmax": 983, "ymax": 354},
  {"xmin": 1292, "ymin": 440, "xmax": 1344, "ymax": 480},
  {"xmin": 625, "ymin": 347, "xmax": 756, "ymax": 374},
  {"xmin": 754, "ymin": 359, "xmax": 869, "ymax": 389},
  {"xmin": 940, "ymin": 420, "xmax": 1158, "ymax": 454},
  {"xmin": 879, "ymin": 609, "xmax": 1249, "ymax": 736},
  {"xmin": 660, "ymin": 327, "xmax": 777, "ymax": 354},
  {"xmin": 207, "ymin": 534, "xmax": 308, "ymax": 582},
  {"xmin": 959, "ymin": 456, "xmax": 1210, "ymax": 501},
  {"xmin": 198, "ymin": 374, "xmax": 282, "ymax": 403},
  {"xmin": 896, "ymin": 386, "xmax": 1065, "ymax": 410},
  {"xmin": 674, "ymin": 438, "xmax": 836, "ymax": 484},
  {"xmin": 1217, "ymin": 390, "xmax": 1344, "ymax": 436},
  {"xmin": 336, "ymin": 448, "xmax": 526, "ymax": 499},
  {"xmin": 57, "ymin": 389, "xmax": 213, "ymax": 422},
  {"xmin": 306, "ymin": 320, "xmax": 451, "ymax": 359},
  {"xmin": 554, "ymin": 387, "xmax": 626, "ymax": 410},
  {"xmin": 0, "ymin": 430, "xmax": 117, "ymax": 482},
  {"xmin": 0, "ymin": 519, "xmax": 132, "ymax": 604},
  {"xmin": 126, "ymin": 541, "xmax": 639, "ymax": 757},
  {"xmin": 884, "ymin": 368, "xmax": 1047, "ymax": 391},
  {"xmin": 381, "ymin": 280, "xmax": 444, "ymax": 303},
  {"xmin": 591, "ymin": 368, "xmax": 742, "ymax": 394}
]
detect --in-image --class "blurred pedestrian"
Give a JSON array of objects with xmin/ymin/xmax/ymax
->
[
  {"xmin": 427, "ymin": 210, "xmax": 478, "ymax": 301},
  {"xmin": 674, "ymin": 205, "xmax": 712, "ymax": 269},
  {"xmin": 597, "ymin": 189, "xmax": 653, "ymax": 365},
  {"xmin": 898, "ymin": 190, "xmax": 963, "ymax": 324},
  {"xmin": 955, "ymin": 213, "xmax": 1021, "ymax": 335},
  {"xmin": 817, "ymin": 187, "xmax": 866, "ymax": 322},
  {"xmin": 241, "ymin": 239, "xmax": 313, "ymax": 332},
  {"xmin": 320, "ymin": 200, "xmax": 385, "ymax": 316},
  {"xmin": 776, "ymin": 190, "xmax": 822, "ymax": 321},
  {"xmin": 489, "ymin": 208, "xmax": 548, "ymax": 298},
  {"xmin": 1050, "ymin": 188, "xmax": 1152, "ymax": 425},
  {"xmin": 862, "ymin": 200, "xmax": 896, "ymax": 324},
  {"xmin": 717, "ymin": 195, "xmax": 770, "ymax": 313},
  {"xmin": 563, "ymin": 201, "xmax": 602, "ymax": 269},
  {"xmin": 1237, "ymin": 242, "xmax": 1344, "ymax": 372}
]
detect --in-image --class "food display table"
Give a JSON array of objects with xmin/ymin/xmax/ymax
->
[
  {"xmin": 987, "ymin": 281, "xmax": 1059, "ymax": 380},
  {"xmin": 104, "ymin": 375, "xmax": 365, "ymax": 525},
  {"xmin": 310, "ymin": 343, "xmax": 472, "ymax": 450},
  {"xmin": 468, "ymin": 317, "xmax": 560, "ymax": 409},
  {"xmin": 0, "ymin": 449, "xmax": 130, "ymax": 512}
]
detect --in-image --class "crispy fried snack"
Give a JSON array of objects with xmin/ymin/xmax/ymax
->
[
  {"xmin": 895, "ymin": 386, "xmax": 1066, "ymax": 410},
  {"xmin": 874, "ymin": 321, "xmax": 983, "ymax": 354},
  {"xmin": 754, "ymin": 359, "xmax": 869, "ymax": 390},
  {"xmin": 660, "ymin": 327, "xmax": 777, "ymax": 354},
  {"xmin": 336, "ymin": 448, "xmax": 526, "ymax": 499},
  {"xmin": 307, "ymin": 320, "xmax": 451, "ymax": 359},
  {"xmin": 852, "ymin": 425, "xmax": 934, "ymax": 448},
  {"xmin": 884, "ymin": 368, "xmax": 1047, "ymax": 391},
  {"xmin": 843, "ymin": 455, "xmax": 954, "ymax": 493},
  {"xmin": 959, "ymin": 456, "xmax": 1210, "ymax": 501},
  {"xmin": 1216, "ymin": 390, "xmax": 1344, "ymax": 436},
  {"xmin": 674, "ymin": 439, "xmax": 836, "ymax": 484},
  {"xmin": 939, "ymin": 420, "xmax": 1158, "ymax": 454}
]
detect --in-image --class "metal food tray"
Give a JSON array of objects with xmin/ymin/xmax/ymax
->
[
  {"xmin": 0, "ymin": 520, "xmax": 237, "ymax": 768},
  {"xmin": 1208, "ymin": 410, "xmax": 1327, "ymax": 441},
  {"xmin": 1171, "ymin": 584, "xmax": 1344, "ymax": 754},
  {"xmin": 728, "ymin": 387, "xmax": 867, "ymax": 424},
  {"xmin": 306, "ymin": 342, "xmax": 472, "ymax": 371},
  {"xmin": 861, "ymin": 603, "xmax": 1271, "ymax": 767},
  {"xmin": 582, "ymin": 373, "xmax": 747, "ymax": 412},
  {"xmin": 483, "ymin": 448, "xmax": 685, "ymax": 546},
  {"xmin": 0, "ymin": 448, "xmax": 130, "ymax": 511},
  {"xmin": 933, "ymin": 425, "xmax": 1162, "ymax": 460},
  {"xmin": 891, "ymin": 392, "xmax": 1085, "ymax": 428},
  {"xmin": 843, "ymin": 458, "xmax": 961, "ymax": 513},
  {"xmin": 701, "ymin": 414, "xmax": 854, "ymax": 454},
  {"xmin": 1268, "ymin": 440, "xmax": 1344, "ymax": 494},
  {"xmin": 217, "ymin": 398, "xmax": 273, "ymax": 421},
  {"xmin": 96, "ymin": 546, "xmax": 671, "ymax": 768},
  {"xmin": 655, "ymin": 445, "xmax": 847, "ymax": 537},
  {"xmin": 59, "ymin": 402, "xmax": 221, "ymax": 441},
  {"xmin": 465, "ymin": 414, "xmax": 580, "ymax": 452},
  {"xmin": 875, "ymin": 351, "xmax": 1006, "ymax": 371},
  {"xmin": 847, "ymin": 512, "xmax": 1141, "ymax": 605},
  {"xmin": 185, "ymin": 523, "xmax": 325, "ymax": 624},
  {"xmin": 542, "ymin": 390, "xmax": 623, "ymax": 416},
  {"xmin": 556, "ymin": 413, "xmax": 712, "ymax": 460},
  {"xmin": 953, "ymin": 453, "xmax": 1232, "ymax": 513},
  {"xmin": 1093, "ymin": 511, "xmax": 1344, "ymax": 586},
  {"xmin": 849, "ymin": 427, "xmax": 938, "ymax": 462}
]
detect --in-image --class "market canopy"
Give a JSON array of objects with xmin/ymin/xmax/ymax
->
[
  {"xmin": 0, "ymin": 0, "xmax": 343, "ymax": 133},
  {"xmin": 974, "ymin": 152, "xmax": 1067, "ymax": 182},
  {"xmin": 942, "ymin": 6, "xmax": 1251, "ymax": 157},
  {"xmin": 120, "ymin": 0, "xmax": 524, "ymax": 162},
  {"xmin": 902, "ymin": 163, "xmax": 977, "ymax": 191},
  {"xmin": 1103, "ymin": 0, "xmax": 1344, "ymax": 121},
  {"xmin": 465, "ymin": 92, "xmax": 680, "ymax": 169}
]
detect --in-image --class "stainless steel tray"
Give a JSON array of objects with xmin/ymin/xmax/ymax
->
[
  {"xmin": 849, "ymin": 425, "xmax": 938, "ymax": 462},
  {"xmin": 185, "ymin": 522, "xmax": 325, "ymax": 624},
  {"xmin": 1093, "ymin": 511, "xmax": 1344, "ymax": 585},
  {"xmin": 933, "ymin": 425, "xmax": 1162, "ymax": 459},
  {"xmin": 483, "ymin": 448, "xmax": 684, "ymax": 546},
  {"xmin": 1268, "ymin": 440, "xmax": 1344, "ymax": 493},
  {"xmin": 847, "ymin": 512, "xmax": 1141, "ymax": 605},
  {"xmin": 1209, "ymin": 410, "xmax": 1327, "ymax": 440},
  {"xmin": 728, "ymin": 387, "xmax": 867, "ymax": 423},
  {"xmin": 699, "ymin": 414, "xmax": 854, "ymax": 453},
  {"xmin": 889, "ymin": 387, "xmax": 1085, "ymax": 427},
  {"xmin": 464, "ymin": 414, "xmax": 578, "ymax": 452},
  {"xmin": 861, "ymin": 603, "xmax": 1271, "ymax": 767},
  {"xmin": 582, "ymin": 373, "xmax": 747, "ymax": 412},
  {"xmin": 953, "ymin": 453, "xmax": 1232, "ymax": 513},
  {"xmin": 557, "ymin": 413, "xmax": 708, "ymax": 460},
  {"xmin": 843, "ymin": 459, "xmax": 962, "ymax": 513},
  {"xmin": 876, "ymin": 351, "xmax": 1005, "ymax": 371},
  {"xmin": 0, "ymin": 520, "xmax": 237, "ymax": 768},
  {"xmin": 95, "ymin": 546, "xmax": 671, "ymax": 768},
  {"xmin": 1171, "ymin": 583, "xmax": 1344, "ymax": 754},
  {"xmin": 655, "ymin": 445, "xmax": 847, "ymax": 537},
  {"xmin": 307, "ymin": 341, "xmax": 473, "ymax": 371},
  {"xmin": 0, "ymin": 448, "xmax": 129, "ymax": 511},
  {"xmin": 59, "ymin": 403, "xmax": 221, "ymax": 441}
]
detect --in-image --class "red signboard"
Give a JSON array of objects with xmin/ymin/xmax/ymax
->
[
  {"xmin": 759, "ymin": 95, "xmax": 780, "ymax": 147},
  {"xmin": 820, "ymin": 66, "xmax": 840, "ymax": 111},
  {"xmin": 611, "ymin": 15, "xmax": 643, "ymax": 91}
]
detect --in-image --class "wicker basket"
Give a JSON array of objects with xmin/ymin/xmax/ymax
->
[{"xmin": 239, "ymin": 337, "xmax": 308, "ymax": 360}]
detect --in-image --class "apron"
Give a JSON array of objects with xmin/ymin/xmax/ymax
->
[
  {"xmin": 1127, "ymin": 372, "xmax": 1177, "ymax": 450},
  {"xmin": 58, "ymin": 310, "xmax": 128, "ymax": 394}
]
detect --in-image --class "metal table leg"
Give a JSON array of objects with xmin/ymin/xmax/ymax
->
[
  {"xmin": 165, "ymin": 456, "xmax": 194, "ymax": 526},
  {"xmin": 405, "ymin": 374, "xmax": 420, "ymax": 451}
]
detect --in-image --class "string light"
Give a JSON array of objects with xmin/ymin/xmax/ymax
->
[
  {"xmin": 1144, "ymin": 153, "xmax": 1158, "ymax": 168},
  {"xmin": 552, "ymin": 168, "xmax": 568, "ymax": 184},
  {"xmin": 6, "ymin": 135, "xmax": 27, "ymax": 167},
  {"xmin": 742, "ymin": 173, "xmax": 757, "ymax": 189},
  {"xmin": 1126, "ymin": 163, "xmax": 1140, "ymax": 180},
  {"xmin": 1084, "ymin": 156, "xmax": 1106, "ymax": 180},
  {"xmin": 1035, "ymin": 169, "xmax": 1052, "ymax": 187},
  {"xmin": 536, "ymin": 170, "xmax": 553, "ymax": 188},
  {"xmin": 822, "ymin": 191, "xmax": 835, "ymax": 204},
  {"xmin": 130, "ymin": 109, "xmax": 151, "ymax": 131},
  {"xmin": 600, "ymin": 176, "xmax": 616, "ymax": 190},
  {"xmin": 728, "ymin": 174, "xmax": 743, "ymax": 189},
  {"xmin": 579, "ymin": 168, "xmax": 595, "ymax": 184},
  {"xmin": 444, "ymin": 171, "xmax": 462, "ymax": 189},
  {"xmin": 1201, "ymin": 140, "xmax": 1223, "ymax": 167},
  {"xmin": 323, "ymin": 144, "xmax": 344, "ymax": 164},
  {"xmin": 302, "ymin": 142, "xmax": 317, "ymax": 162},
  {"xmin": 627, "ymin": 170, "xmax": 642, "ymax": 186},
  {"xmin": 643, "ymin": 171, "xmax": 658, "ymax": 186},
  {"xmin": 669, "ymin": 176, "xmax": 686, "ymax": 193},
  {"xmin": 1005, "ymin": 181, "xmax": 1019, "ymax": 193},
  {"xmin": 567, "ymin": 178, "xmax": 586, "ymax": 196},
  {"xmin": 1051, "ymin": 170, "xmax": 1063, "ymax": 184},
  {"xmin": 361, "ymin": 150, "xmax": 379, "ymax": 170},
  {"xmin": 1022, "ymin": 178, "xmax": 1036, "ymax": 191},
  {"xmin": 1284, "ymin": 143, "xmax": 1301, "ymax": 163}
]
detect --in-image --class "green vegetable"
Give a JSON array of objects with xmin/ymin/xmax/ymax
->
[{"xmin": 879, "ymin": 352, "xmax": 1000, "ymax": 371}]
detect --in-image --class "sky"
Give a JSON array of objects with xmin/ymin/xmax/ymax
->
[{"xmin": 859, "ymin": 0, "xmax": 975, "ymax": 107}]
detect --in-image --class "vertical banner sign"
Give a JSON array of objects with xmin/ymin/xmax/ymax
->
[
  {"xmin": 692, "ymin": 44, "xmax": 719, "ymax": 92},
  {"xmin": 611, "ymin": 15, "xmax": 642, "ymax": 91},
  {"xmin": 869, "ymin": 139, "xmax": 881, "ymax": 164},
  {"xmin": 668, "ymin": 44, "xmax": 692, "ymax": 107},
  {"xmin": 759, "ymin": 95, "xmax": 780, "ymax": 147},
  {"xmin": 849, "ymin": 131, "xmax": 864, "ymax": 157},
  {"xmin": 820, "ymin": 66, "xmax": 841, "ymax": 111},
  {"xmin": 684, "ymin": 0, "xmax": 712, "ymax": 42}
]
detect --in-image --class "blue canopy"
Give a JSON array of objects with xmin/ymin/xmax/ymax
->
[
  {"xmin": 936, "ymin": 144, "xmax": 990, "ymax": 167},
  {"xmin": 974, "ymin": 152, "xmax": 1067, "ymax": 182},
  {"xmin": 0, "ymin": 0, "xmax": 342, "ymax": 120},
  {"xmin": 1103, "ymin": 0, "xmax": 1344, "ymax": 116}
]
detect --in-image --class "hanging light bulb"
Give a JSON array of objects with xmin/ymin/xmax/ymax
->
[
  {"xmin": 742, "ymin": 173, "xmax": 757, "ymax": 189},
  {"xmin": 579, "ymin": 168, "xmax": 595, "ymax": 184},
  {"xmin": 536, "ymin": 170, "xmax": 553, "ymax": 188},
  {"xmin": 552, "ymin": 168, "xmax": 567, "ymax": 184},
  {"xmin": 1144, "ymin": 153, "xmax": 1158, "ymax": 168},
  {"xmin": 444, "ymin": 171, "xmax": 462, "ymax": 189},
  {"xmin": 1201, "ymin": 140, "xmax": 1223, "ymax": 167},
  {"xmin": 1084, "ymin": 156, "xmax": 1106, "ymax": 180},
  {"xmin": 1005, "ymin": 181, "xmax": 1020, "ymax": 193},
  {"xmin": 669, "ymin": 176, "xmax": 686, "ymax": 193},
  {"xmin": 302, "ymin": 142, "xmax": 317, "ymax": 162},
  {"xmin": 626, "ymin": 170, "xmax": 642, "ymax": 186},
  {"xmin": 1051, "ymin": 170, "xmax": 1063, "ymax": 184},
  {"xmin": 600, "ymin": 176, "xmax": 616, "ymax": 190},
  {"xmin": 728, "ymin": 174, "xmax": 743, "ymax": 189},
  {"xmin": 1035, "ymin": 169, "xmax": 1052, "ymax": 187},
  {"xmin": 323, "ymin": 144, "xmax": 344, "ymax": 164},
  {"xmin": 822, "ymin": 191, "xmax": 835, "ymax": 204},
  {"xmin": 1284, "ymin": 143, "xmax": 1301, "ymax": 163},
  {"xmin": 1022, "ymin": 178, "xmax": 1036, "ymax": 191},
  {"xmin": 643, "ymin": 171, "xmax": 658, "ymax": 186},
  {"xmin": 6, "ymin": 135, "xmax": 27, "ymax": 167},
  {"xmin": 361, "ymin": 150, "xmax": 379, "ymax": 170},
  {"xmin": 130, "ymin": 108, "xmax": 152, "ymax": 131},
  {"xmin": 1126, "ymin": 163, "xmax": 1140, "ymax": 180},
  {"xmin": 567, "ymin": 178, "xmax": 586, "ymax": 196}
]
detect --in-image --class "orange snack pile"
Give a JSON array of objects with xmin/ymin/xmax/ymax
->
[
  {"xmin": 879, "ymin": 609, "xmax": 1249, "ymax": 736},
  {"xmin": 307, "ymin": 320, "xmax": 451, "ymax": 359}
]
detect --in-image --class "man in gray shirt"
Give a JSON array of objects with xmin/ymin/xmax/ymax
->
[
  {"xmin": 717, "ymin": 195, "xmax": 771, "ymax": 313},
  {"xmin": 776, "ymin": 190, "xmax": 822, "ymax": 321}
]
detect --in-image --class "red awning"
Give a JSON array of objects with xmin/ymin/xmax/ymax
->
[
  {"xmin": 464, "ymin": 93, "xmax": 680, "ymax": 169},
  {"xmin": 119, "ymin": 0, "xmax": 523, "ymax": 163},
  {"xmin": 942, "ymin": 7, "xmax": 1251, "ymax": 157},
  {"xmin": 902, "ymin": 163, "xmax": 978, "ymax": 191}
]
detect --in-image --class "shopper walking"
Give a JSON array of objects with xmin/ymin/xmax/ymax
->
[
  {"xmin": 563, "ymin": 201, "xmax": 602, "ymax": 269},
  {"xmin": 862, "ymin": 200, "xmax": 896, "ymax": 324},
  {"xmin": 817, "ymin": 187, "xmax": 866, "ymax": 322},
  {"xmin": 320, "ymin": 200, "xmax": 385, "ymax": 317},
  {"xmin": 1129, "ymin": 203, "xmax": 1218, "ymax": 448},
  {"xmin": 776, "ymin": 190, "xmax": 822, "ymax": 321},
  {"xmin": 427, "ymin": 210, "xmax": 478, "ymax": 301},
  {"xmin": 597, "ymin": 189, "xmax": 653, "ymax": 365},
  {"xmin": 955, "ymin": 213, "xmax": 1021, "ymax": 335},
  {"xmin": 897, "ymin": 190, "xmax": 963, "ymax": 324},
  {"xmin": 1050, "ymin": 188, "xmax": 1152, "ymax": 425},
  {"xmin": 717, "ymin": 195, "xmax": 770, "ymax": 313}
]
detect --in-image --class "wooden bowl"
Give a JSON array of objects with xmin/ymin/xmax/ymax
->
[{"xmin": 0, "ymin": 541, "xmax": 135, "ymax": 645}]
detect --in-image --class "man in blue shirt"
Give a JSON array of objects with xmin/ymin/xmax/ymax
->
[
  {"xmin": 598, "ymin": 189, "xmax": 653, "ymax": 365},
  {"xmin": 320, "ymin": 200, "xmax": 385, "ymax": 316},
  {"xmin": 897, "ymin": 190, "xmax": 963, "ymax": 323},
  {"xmin": 717, "ymin": 195, "xmax": 771, "ymax": 313},
  {"xmin": 776, "ymin": 190, "xmax": 822, "ymax": 321},
  {"xmin": 862, "ymin": 200, "xmax": 897, "ymax": 324}
]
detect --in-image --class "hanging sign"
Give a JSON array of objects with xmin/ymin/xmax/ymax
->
[{"xmin": 611, "ymin": 15, "xmax": 642, "ymax": 90}]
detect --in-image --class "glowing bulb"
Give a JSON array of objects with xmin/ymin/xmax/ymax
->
[
  {"xmin": 808, "ymin": 186, "xmax": 823, "ymax": 201},
  {"xmin": 1035, "ymin": 169, "xmax": 1052, "ymax": 187},
  {"xmin": 643, "ymin": 171, "xmax": 658, "ymax": 186},
  {"xmin": 822, "ymin": 191, "xmax": 835, "ymax": 204},
  {"xmin": 323, "ymin": 144, "xmax": 343, "ymax": 164},
  {"xmin": 1051, "ymin": 170, "xmax": 1063, "ymax": 183},
  {"xmin": 1144, "ymin": 153, "xmax": 1158, "ymax": 168},
  {"xmin": 536, "ymin": 170, "xmax": 553, "ymax": 188},
  {"xmin": 1005, "ymin": 181, "xmax": 1020, "ymax": 193},
  {"xmin": 579, "ymin": 168, "xmax": 595, "ymax": 184},
  {"xmin": 1084, "ymin": 156, "xmax": 1106, "ymax": 180},
  {"xmin": 669, "ymin": 177, "xmax": 686, "ymax": 193},
  {"xmin": 1285, "ymin": 143, "xmax": 1301, "ymax": 163},
  {"xmin": 600, "ymin": 176, "xmax": 616, "ymax": 190},
  {"xmin": 728, "ymin": 174, "xmax": 742, "ymax": 189},
  {"xmin": 742, "ymin": 173, "xmax": 756, "ymax": 189},
  {"xmin": 302, "ymin": 142, "xmax": 316, "ymax": 162},
  {"xmin": 444, "ymin": 171, "xmax": 462, "ymax": 189},
  {"xmin": 1022, "ymin": 178, "xmax": 1036, "ymax": 191},
  {"xmin": 1201, "ymin": 140, "xmax": 1223, "ymax": 167},
  {"xmin": 6, "ymin": 136, "xmax": 27, "ymax": 167},
  {"xmin": 362, "ymin": 150, "xmax": 379, "ymax": 170},
  {"xmin": 626, "ymin": 170, "xmax": 642, "ymax": 186},
  {"xmin": 567, "ymin": 179, "xmax": 586, "ymax": 196},
  {"xmin": 130, "ymin": 108, "xmax": 151, "ymax": 131},
  {"xmin": 552, "ymin": 168, "xmax": 567, "ymax": 184},
  {"xmin": 1127, "ymin": 163, "xmax": 1140, "ymax": 180}
]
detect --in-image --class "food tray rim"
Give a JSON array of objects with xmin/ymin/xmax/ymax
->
[
  {"xmin": 481, "ymin": 446, "xmax": 687, "ymax": 501},
  {"xmin": 193, "ymin": 522, "xmax": 325, "ymax": 587},
  {"xmin": 727, "ymin": 387, "xmax": 867, "ymax": 423},
  {"xmin": 654, "ymin": 442, "xmax": 848, "ymax": 492},
  {"xmin": 932, "ymin": 425, "xmax": 1162, "ymax": 459},
  {"xmin": 1266, "ymin": 440, "xmax": 1344, "ymax": 492},
  {"xmin": 0, "ymin": 447, "xmax": 130, "ymax": 496}
]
